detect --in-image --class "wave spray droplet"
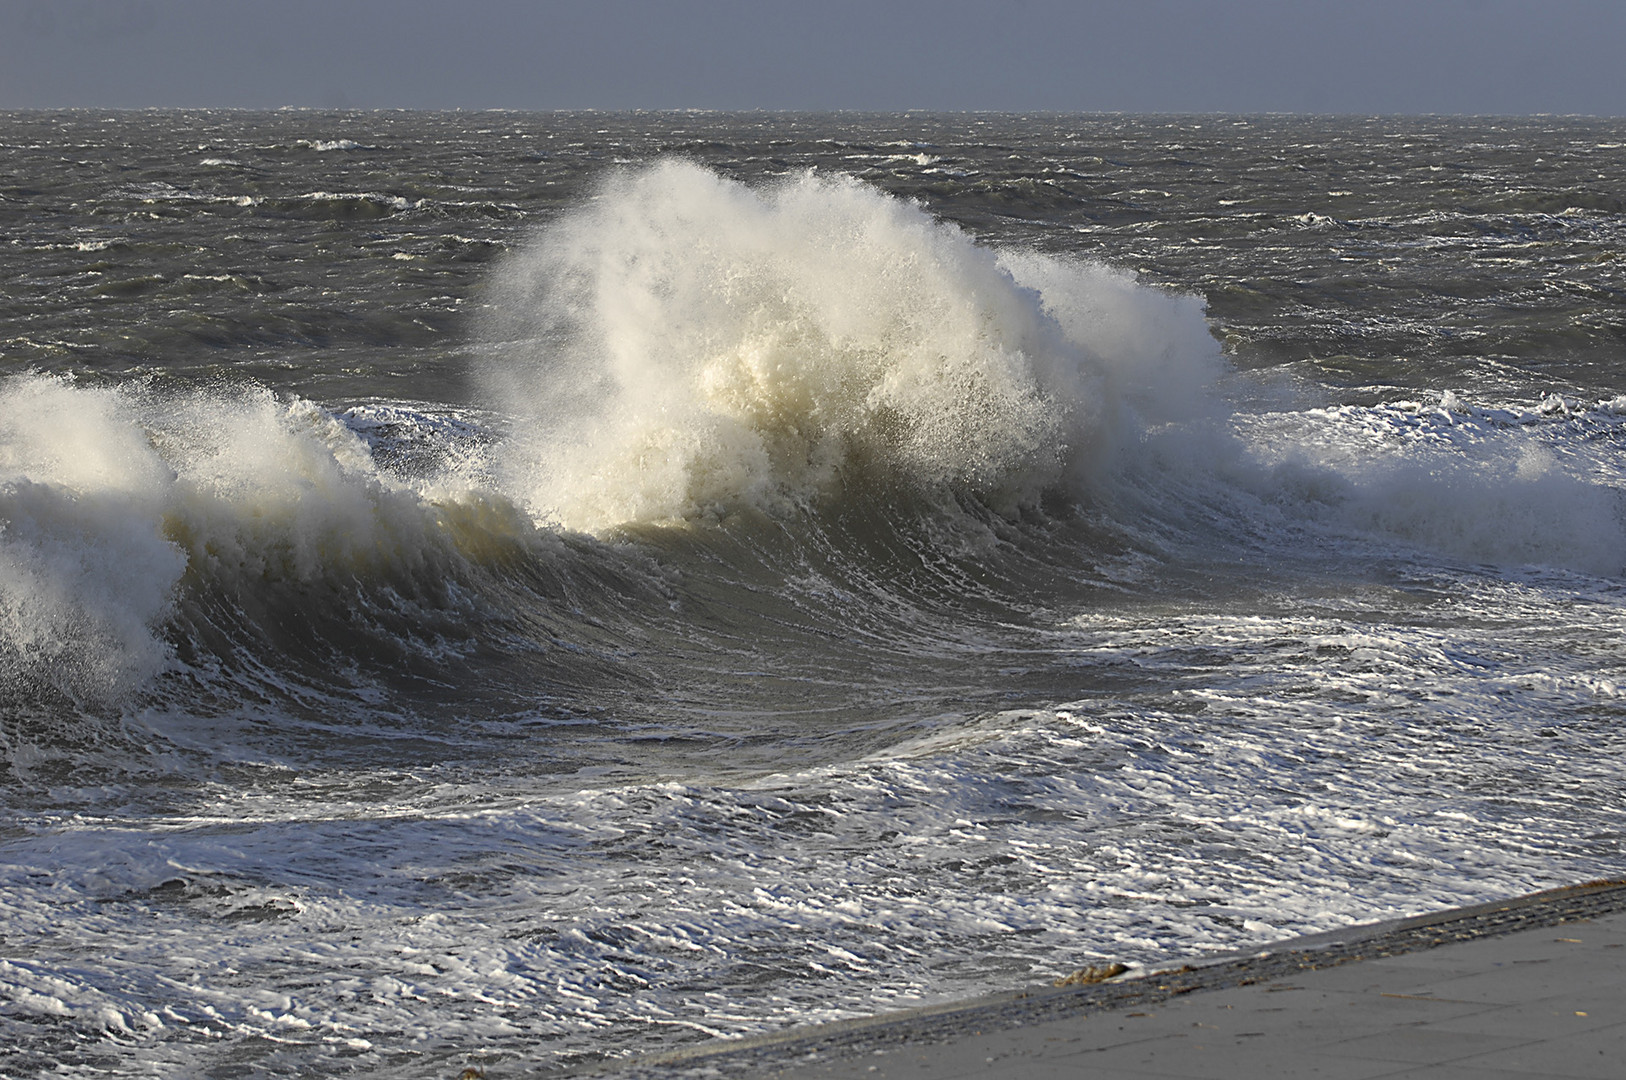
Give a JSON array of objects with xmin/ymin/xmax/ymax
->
[{"xmin": 481, "ymin": 161, "xmax": 1218, "ymax": 531}]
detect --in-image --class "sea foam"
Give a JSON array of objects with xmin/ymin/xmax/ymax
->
[
  {"xmin": 0, "ymin": 378, "xmax": 184, "ymax": 700},
  {"xmin": 480, "ymin": 161, "xmax": 1219, "ymax": 532},
  {"xmin": 0, "ymin": 377, "xmax": 493, "ymax": 703},
  {"xmin": 1226, "ymin": 398, "xmax": 1626, "ymax": 578}
]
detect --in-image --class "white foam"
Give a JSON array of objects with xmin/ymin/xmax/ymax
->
[
  {"xmin": 481, "ymin": 161, "xmax": 1219, "ymax": 531},
  {"xmin": 0, "ymin": 376, "xmax": 518, "ymax": 703},
  {"xmin": 296, "ymin": 139, "xmax": 366, "ymax": 152},
  {"xmin": 0, "ymin": 378, "xmax": 185, "ymax": 699},
  {"xmin": 1227, "ymin": 394, "xmax": 1626, "ymax": 576}
]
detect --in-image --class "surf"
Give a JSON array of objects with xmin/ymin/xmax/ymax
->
[{"xmin": 4, "ymin": 159, "xmax": 1622, "ymax": 726}]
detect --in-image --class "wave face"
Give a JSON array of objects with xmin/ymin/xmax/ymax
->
[{"xmin": 2, "ymin": 112, "xmax": 1626, "ymax": 1079}]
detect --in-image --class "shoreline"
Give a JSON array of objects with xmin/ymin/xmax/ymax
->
[{"xmin": 576, "ymin": 879, "xmax": 1626, "ymax": 1078}]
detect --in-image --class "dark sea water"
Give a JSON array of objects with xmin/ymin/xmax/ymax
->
[{"xmin": 2, "ymin": 111, "xmax": 1624, "ymax": 1078}]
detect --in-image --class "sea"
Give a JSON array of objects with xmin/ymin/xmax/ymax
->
[{"xmin": 2, "ymin": 111, "xmax": 1624, "ymax": 1078}]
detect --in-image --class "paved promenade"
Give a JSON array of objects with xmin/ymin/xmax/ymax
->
[{"xmin": 594, "ymin": 880, "xmax": 1626, "ymax": 1080}]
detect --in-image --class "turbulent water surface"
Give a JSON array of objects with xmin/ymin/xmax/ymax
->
[{"xmin": 2, "ymin": 111, "xmax": 1625, "ymax": 1077}]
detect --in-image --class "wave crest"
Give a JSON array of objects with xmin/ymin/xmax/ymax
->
[
  {"xmin": 0, "ymin": 377, "xmax": 505, "ymax": 704},
  {"xmin": 482, "ymin": 161, "xmax": 1218, "ymax": 531}
]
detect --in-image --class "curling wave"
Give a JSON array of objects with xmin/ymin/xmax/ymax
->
[{"xmin": 0, "ymin": 377, "xmax": 516, "ymax": 705}]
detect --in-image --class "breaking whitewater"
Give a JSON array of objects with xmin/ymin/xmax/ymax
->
[{"xmin": 2, "ymin": 112, "xmax": 1624, "ymax": 1077}]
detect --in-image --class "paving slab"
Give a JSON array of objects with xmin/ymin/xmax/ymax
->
[
  {"xmin": 1443, "ymin": 1022, "xmax": 1626, "ymax": 1080},
  {"xmin": 1428, "ymin": 997, "xmax": 1626, "ymax": 1038},
  {"xmin": 577, "ymin": 880, "xmax": 1626, "ymax": 1080}
]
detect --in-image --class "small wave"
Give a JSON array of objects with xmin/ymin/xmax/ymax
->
[
  {"xmin": 300, "ymin": 190, "xmax": 415, "ymax": 210},
  {"xmin": 105, "ymin": 183, "xmax": 265, "ymax": 211},
  {"xmin": 256, "ymin": 191, "xmax": 418, "ymax": 220},
  {"xmin": 295, "ymin": 139, "xmax": 369, "ymax": 152},
  {"xmin": 415, "ymin": 198, "xmax": 524, "ymax": 220},
  {"xmin": 1291, "ymin": 211, "xmax": 1352, "ymax": 230}
]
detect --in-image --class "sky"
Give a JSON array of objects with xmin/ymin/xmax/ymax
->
[{"xmin": 1, "ymin": 0, "xmax": 1623, "ymax": 114}]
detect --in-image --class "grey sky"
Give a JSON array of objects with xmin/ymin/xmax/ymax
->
[{"xmin": 1, "ymin": 0, "xmax": 1623, "ymax": 114}]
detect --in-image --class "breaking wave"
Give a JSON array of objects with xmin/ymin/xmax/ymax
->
[
  {"xmin": 479, "ymin": 160, "xmax": 1219, "ymax": 531},
  {"xmin": 3, "ymin": 162, "xmax": 1622, "ymax": 716},
  {"xmin": 0, "ymin": 377, "xmax": 510, "ymax": 705}
]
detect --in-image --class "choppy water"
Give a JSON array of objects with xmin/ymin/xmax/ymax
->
[{"xmin": 2, "ymin": 111, "xmax": 1624, "ymax": 1078}]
